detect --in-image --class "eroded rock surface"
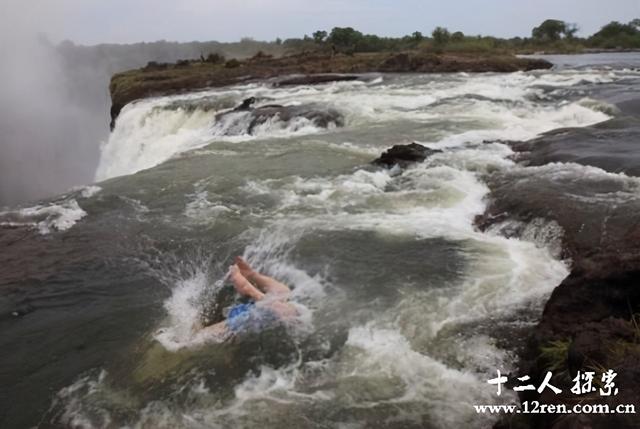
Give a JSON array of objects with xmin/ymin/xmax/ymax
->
[
  {"xmin": 482, "ymin": 119, "xmax": 640, "ymax": 428},
  {"xmin": 372, "ymin": 143, "xmax": 442, "ymax": 168}
]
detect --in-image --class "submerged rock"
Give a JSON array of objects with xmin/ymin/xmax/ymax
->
[
  {"xmin": 215, "ymin": 99, "xmax": 344, "ymax": 135},
  {"xmin": 372, "ymin": 143, "xmax": 441, "ymax": 168}
]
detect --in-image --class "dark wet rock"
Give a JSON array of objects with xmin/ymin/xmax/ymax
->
[
  {"xmin": 372, "ymin": 143, "xmax": 442, "ymax": 168},
  {"xmin": 510, "ymin": 271, "xmax": 640, "ymax": 429},
  {"xmin": 234, "ymin": 97, "xmax": 257, "ymax": 111},
  {"xmin": 510, "ymin": 117, "xmax": 640, "ymax": 177},
  {"xmin": 230, "ymin": 96, "xmax": 274, "ymax": 112},
  {"xmin": 249, "ymin": 104, "xmax": 343, "ymax": 132},
  {"xmin": 483, "ymin": 122, "xmax": 640, "ymax": 429},
  {"xmin": 274, "ymin": 74, "xmax": 360, "ymax": 86},
  {"xmin": 477, "ymin": 164, "xmax": 640, "ymax": 274},
  {"xmin": 215, "ymin": 101, "xmax": 344, "ymax": 135}
]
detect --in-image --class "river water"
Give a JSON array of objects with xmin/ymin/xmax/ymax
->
[{"xmin": 1, "ymin": 53, "xmax": 640, "ymax": 429}]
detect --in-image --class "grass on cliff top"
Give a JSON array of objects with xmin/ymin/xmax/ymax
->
[
  {"xmin": 109, "ymin": 51, "xmax": 381, "ymax": 108},
  {"xmin": 110, "ymin": 62, "xmax": 227, "ymax": 101},
  {"xmin": 110, "ymin": 49, "xmax": 535, "ymax": 108}
]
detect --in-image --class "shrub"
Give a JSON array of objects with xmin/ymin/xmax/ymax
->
[
  {"xmin": 532, "ymin": 19, "xmax": 569, "ymax": 41},
  {"xmin": 432, "ymin": 27, "xmax": 451, "ymax": 46},
  {"xmin": 328, "ymin": 27, "xmax": 364, "ymax": 49},
  {"xmin": 144, "ymin": 61, "xmax": 168, "ymax": 71},
  {"xmin": 312, "ymin": 30, "xmax": 328, "ymax": 44},
  {"xmin": 251, "ymin": 50, "xmax": 272, "ymax": 60},
  {"xmin": 206, "ymin": 53, "xmax": 225, "ymax": 64},
  {"xmin": 451, "ymin": 31, "xmax": 465, "ymax": 42},
  {"xmin": 225, "ymin": 58, "xmax": 241, "ymax": 68}
]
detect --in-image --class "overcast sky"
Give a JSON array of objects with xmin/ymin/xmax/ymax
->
[{"xmin": 3, "ymin": 0, "xmax": 640, "ymax": 45}]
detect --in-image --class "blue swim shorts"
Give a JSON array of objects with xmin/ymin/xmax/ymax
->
[{"xmin": 226, "ymin": 303, "xmax": 255, "ymax": 332}]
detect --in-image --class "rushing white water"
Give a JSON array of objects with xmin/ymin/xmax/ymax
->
[
  {"xmin": 52, "ymin": 67, "xmax": 629, "ymax": 428},
  {"xmin": 0, "ymin": 185, "xmax": 101, "ymax": 234},
  {"xmin": 1, "ymin": 200, "xmax": 86, "ymax": 234},
  {"xmin": 95, "ymin": 71, "xmax": 610, "ymax": 181},
  {"xmin": 141, "ymin": 143, "xmax": 572, "ymax": 426}
]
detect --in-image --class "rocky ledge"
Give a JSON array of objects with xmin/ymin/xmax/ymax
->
[
  {"xmin": 109, "ymin": 51, "xmax": 552, "ymax": 127},
  {"xmin": 477, "ymin": 117, "xmax": 640, "ymax": 428}
]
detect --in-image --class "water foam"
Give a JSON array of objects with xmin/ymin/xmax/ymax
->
[
  {"xmin": 96, "ymin": 68, "xmax": 614, "ymax": 182},
  {"xmin": 67, "ymin": 185, "xmax": 102, "ymax": 199},
  {"xmin": 0, "ymin": 199, "xmax": 87, "ymax": 234},
  {"xmin": 60, "ymin": 68, "xmax": 629, "ymax": 428},
  {"xmin": 154, "ymin": 268, "xmax": 214, "ymax": 351},
  {"xmin": 96, "ymin": 99, "xmax": 215, "ymax": 180}
]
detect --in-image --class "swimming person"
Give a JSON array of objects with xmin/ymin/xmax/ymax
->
[{"xmin": 200, "ymin": 257, "xmax": 298, "ymax": 337}]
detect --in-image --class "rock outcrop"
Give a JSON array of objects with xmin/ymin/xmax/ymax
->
[
  {"xmin": 510, "ymin": 117, "xmax": 640, "ymax": 177},
  {"xmin": 214, "ymin": 98, "xmax": 344, "ymax": 135},
  {"xmin": 478, "ymin": 119, "xmax": 640, "ymax": 429},
  {"xmin": 109, "ymin": 52, "xmax": 552, "ymax": 127},
  {"xmin": 372, "ymin": 143, "xmax": 442, "ymax": 168}
]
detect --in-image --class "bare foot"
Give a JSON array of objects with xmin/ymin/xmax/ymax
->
[
  {"xmin": 228, "ymin": 265, "xmax": 246, "ymax": 291},
  {"xmin": 235, "ymin": 256, "xmax": 255, "ymax": 280},
  {"xmin": 228, "ymin": 264, "xmax": 264, "ymax": 300}
]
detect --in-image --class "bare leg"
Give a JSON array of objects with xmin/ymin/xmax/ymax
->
[
  {"xmin": 235, "ymin": 256, "xmax": 291, "ymax": 297},
  {"xmin": 199, "ymin": 320, "xmax": 229, "ymax": 337},
  {"xmin": 268, "ymin": 300, "xmax": 299, "ymax": 318},
  {"xmin": 229, "ymin": 264, "xmax": 264, "ymax": 301}
]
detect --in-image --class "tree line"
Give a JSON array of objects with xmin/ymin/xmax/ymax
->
[
  {"xmin": 53, "ymin": 17, "xmax": 640, "ymax": 74},
  {"xmin": 280, "ymin": 19, "xmax": 640, "ymax": 54}
]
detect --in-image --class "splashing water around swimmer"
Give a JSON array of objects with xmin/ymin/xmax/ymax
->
[
  {"xmin": 194, "ymin": 257, "xmax": 299, "ymax": 339},
  {"xmin": 13, "ymin": 59, "xmax": 640, "ymax": 429}
]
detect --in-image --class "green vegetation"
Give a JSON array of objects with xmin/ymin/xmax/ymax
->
[
  {"xmin": 58, "ymin": 16, "xmax": 640, "ymax": 90},
  {"xmin": 224, "ymin": 58, "xmax": 241, "ymax": 68},
  {"xmin": 539, "ymin": 339, "xmax": 570, "ymax": 373},
  {"xmin": 532, "ymin": 19, "xmax": 578, "ymax": 41},
  {"xmin": 106, "ymin": 16, "xmax": 640, "ymax": 123},
  {"xmin": 65, "ymin": 17, "xmax": 640, "ymax": 81},
  {"xmin": 432, "ymin": 27, "xmax": 451, "ymax": 47},
  {"xmin": 605, "ymin": 314, "xmax": 640, "ymax": 367},
  {"xmin": 589, "ymin": 20, "xmax": 640, "ymax": 49},
  {"xmin": 281, "ymin": 27, "xmax": 427, "ymax": 54},
  {"xmin": 279, "ymin": 18, "xmax": 640, "ymax": 55}
]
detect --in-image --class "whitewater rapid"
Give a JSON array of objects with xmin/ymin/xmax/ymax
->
[
  {"xmin": 43, "ymin": 66, "xmax": 638, "ymax": 428},
  {"xmin": 0, "ymin": 185, "xmax": 100, "ymax": 234},
  {"xmin": 95, "ymin": 70, "xmax": 612, "ymax": 181}
]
